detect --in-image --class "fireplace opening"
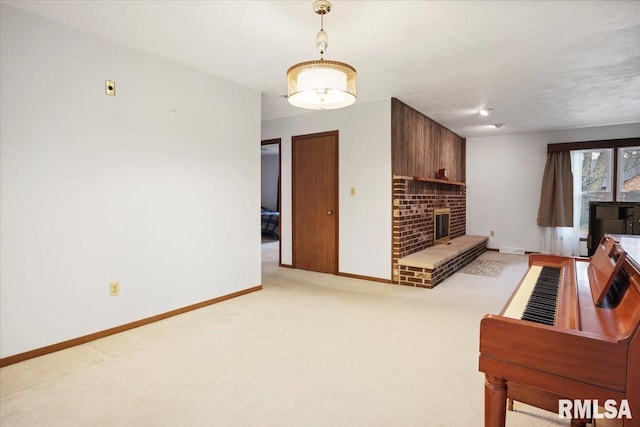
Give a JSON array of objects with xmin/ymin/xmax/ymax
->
[{"xmin": 434, "ymin": 208, "xmax": 451, "ymax": 244}]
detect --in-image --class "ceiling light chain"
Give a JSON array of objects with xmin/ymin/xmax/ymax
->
[{"xmin": 316, "ymin": 13, "xmax": 328, "ymax": 57}]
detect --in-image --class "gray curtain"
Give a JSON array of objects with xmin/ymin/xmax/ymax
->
[{"xmin": 537, "ymin": 151, "xmax": 573, "ymax": 227}]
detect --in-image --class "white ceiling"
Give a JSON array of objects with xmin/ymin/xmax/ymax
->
[{"xmin": 4, "ymin": 0, "xmax": 640, "ymax": 138}]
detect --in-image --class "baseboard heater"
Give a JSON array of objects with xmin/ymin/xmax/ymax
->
[{"xmin": 499, "ymin": 247, "xmax": 526, "ymax": 255}]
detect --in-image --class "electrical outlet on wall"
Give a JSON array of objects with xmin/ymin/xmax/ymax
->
[
  {"xmin": 105, "ymin": 80, "xmax": 116, "ymax": 96},
  {"xmin": 110, "ymin": 282, "xmax": 120, "ymax": 297}
]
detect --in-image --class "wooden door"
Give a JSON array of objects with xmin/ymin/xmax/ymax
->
[{"xmin": 292, "ymin": 131, "xmax": 338, "ymax": 274}]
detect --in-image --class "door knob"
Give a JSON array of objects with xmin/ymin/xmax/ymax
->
[{"xmin": 327, "ymin": 210, "xmax": 334, "ymax": 216}]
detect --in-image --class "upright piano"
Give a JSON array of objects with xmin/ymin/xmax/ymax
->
[{"xmin": 479, "ymin": 234, "xmax": 640, "ymax": 426}]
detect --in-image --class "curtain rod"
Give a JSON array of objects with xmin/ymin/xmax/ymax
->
[{"xmin": 547, "ymin": 137, "xmax": 640, "ymax": 153}]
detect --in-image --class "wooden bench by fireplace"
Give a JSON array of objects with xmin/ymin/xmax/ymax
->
[{"xmin": 397, "ymin": 235, "xmax": 489, "ymax": 288}]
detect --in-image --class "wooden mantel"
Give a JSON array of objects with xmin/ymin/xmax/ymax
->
[
  {"xmin": 392, "ymin": 174, "xmax": 467, "ymax": 187},
  {"xmin": 413, "ymin": 176, "xmax": 466, "ymax": 187}
]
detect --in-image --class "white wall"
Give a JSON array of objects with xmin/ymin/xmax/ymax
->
[
  {"xmin": 261, "ymin": 100, "xmax": 392, "ymax": 280},
  {"xmin": 0, "ymin": 5, "xmax": 261, "ymax": 358},
  {"xmin": 261, "ymin": 152, "xmax": 279, "ymax": 211},
  {"xmin": 466, "ymin": 123, "xmax": 640, "ymax": 252}
]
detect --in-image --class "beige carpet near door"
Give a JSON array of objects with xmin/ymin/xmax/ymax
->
[{"xmin": 1, "ymin": 244, "xmax": 574, "ymax": 426}]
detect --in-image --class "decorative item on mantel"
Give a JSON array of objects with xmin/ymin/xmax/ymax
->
[{"xmin": 435, "ymin": 168, "xmax": 448, "ymax": 180}]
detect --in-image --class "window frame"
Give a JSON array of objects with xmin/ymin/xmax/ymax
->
[
  {"xmin": 548, "ymin": 138, "xmax": 640, "ymax": 199},
  {"xmin": 547, "ymin": 138, "xmax": 640, "ymax": 244}
]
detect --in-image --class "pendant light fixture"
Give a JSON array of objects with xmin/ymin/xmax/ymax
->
[{"xmin": 287, "ymin": 0, "xmax": 357, "ymax": 110}]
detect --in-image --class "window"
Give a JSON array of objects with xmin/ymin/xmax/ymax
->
[
  {"xmin": 541, "ymin": 140, "xmax": 640, "ymax": 257},
  {"xmin": 618, "ymin": 147, "xmax": 640, "ymax": 202},
  {"xmin": 575, "ymin": 146, "xmax": 640, "ymax": 238},
  {"xmin": 576, "ymin": 149, "xmax": 613, "ymax": 236}
]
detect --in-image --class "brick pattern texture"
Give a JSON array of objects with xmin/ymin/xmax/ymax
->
[
  {"xmin": 397, "ymin": 240, "xmax": 487, "ymax": 288},
  {"xmin": 392, "ymin": 177, "xmax": 466, "ymax": 284}
]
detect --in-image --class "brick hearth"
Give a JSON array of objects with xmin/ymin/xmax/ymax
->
[{"xmin": 397, "ymin": 235, "xmax": 488, "ymax": 288}]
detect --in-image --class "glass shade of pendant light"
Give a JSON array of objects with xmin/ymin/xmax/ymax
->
[{"xmin": 287, "ymin": 0, "xmax": 357, "ymax": 110}]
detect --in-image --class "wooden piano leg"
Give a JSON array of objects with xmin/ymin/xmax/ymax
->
[{"xmin": 484, "ymin": 375, "xmax": 507, "ymax": 427}]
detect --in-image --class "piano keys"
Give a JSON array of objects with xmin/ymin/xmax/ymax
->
[
  {"xmin": 502, "ymin": 265, "xmax": 561, "ymax": 325},
  {"xmin": 520, "ymin": 266, "xmax": 560, "ymax": 325},
  {"xmin": 479, "ymin": 234, "xmax": 640, "ymax": 426}
]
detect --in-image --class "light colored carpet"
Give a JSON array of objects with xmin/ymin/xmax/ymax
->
[{"xmin": 0, "ymin": 245, "xmax": 569, "ymax": 426}]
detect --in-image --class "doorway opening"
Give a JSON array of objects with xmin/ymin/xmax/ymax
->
[{"xmin": 261, "ymin": 138, "xmax": 281, "ymax": 269}]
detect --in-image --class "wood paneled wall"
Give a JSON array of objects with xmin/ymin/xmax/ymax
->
[{"xmin": 391, "ymin": 98, "xmax": 466, "ymax": 181}]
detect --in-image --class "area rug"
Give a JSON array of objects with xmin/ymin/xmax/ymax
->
[{"xmin": 461, "ymin": 260, "xmax": 507, "ymax": 277}]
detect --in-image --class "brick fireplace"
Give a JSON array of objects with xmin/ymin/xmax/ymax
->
[
  {"xmin": 390, "ymin": 97, "xmax": 472, "ymax": 286},
  {"xmin": 392, "ymin": 175, "xmax": 466, "ymax": 284}
]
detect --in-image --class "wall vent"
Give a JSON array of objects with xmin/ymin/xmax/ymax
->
[{"xmin": 499, "ymin": 247, "xmax": 525, "ymax": 255}]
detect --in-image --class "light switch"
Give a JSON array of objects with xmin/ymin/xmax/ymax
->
[{"xmin": 350, "ymin": 187, "xmax": 356, "ymax": 196}]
